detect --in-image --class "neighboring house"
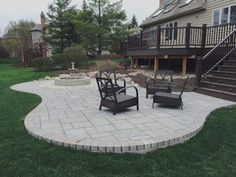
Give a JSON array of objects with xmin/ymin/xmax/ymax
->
[
  {"xmin": 30, "ymin": 12, "xmax": 52, "ymax": 57},
  {"xmin": 126, "ymin": 0, "xmax": 236, "ymax": 75},
  {"xmin": 30, "ymin": 25, "xmax": 43, "ymax": 56}
]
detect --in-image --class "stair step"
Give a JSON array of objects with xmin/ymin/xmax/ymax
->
[
  {"xmin": 217, "ymin": 65, "xmax": 236, "ymax": 72},
  {"xmin": 205, "ymin": 76, "xmax": 236, "ymax": 85},
  {"xmin": 229, "ymin": 56, "xmax": 236, "ymax": 60},
  {"xmin": 224, "ymin": 60, "xmax": 236, "ymax": 66},
  {"xmin": 211, "ymin": 70, "xmax": 236, "ymax": 78},
  {"xmin": 195, "ymin": 87, "xmax": 236, "ymax": 102},
  {"xmin": 201, "ymin": 81, "xmax": 236, "ymax": 93}
]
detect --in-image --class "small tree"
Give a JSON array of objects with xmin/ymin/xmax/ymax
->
[
  {"xmin": 129, "ymin": 15, "xmax": 138, "ymax": 29},
  {"xmin": 3, "ymin": 20, "xmax": 35, "ymax": 64},
  {"xmin": 73, "ymin": 0, "xmax": 127, "ymax": 56},
  {"xmin": 46, "ymin": 0, "xmax": 79, "ymax": 53}
]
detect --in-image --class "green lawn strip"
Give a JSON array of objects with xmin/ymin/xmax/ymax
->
[{"xmin": 0, "ymin": 60, "xmax": 235, "ymax": 177}]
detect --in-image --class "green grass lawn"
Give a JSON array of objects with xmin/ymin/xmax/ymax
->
[{"xmin": 0, "ymin": 59, "xmax": 236, "ymax": 177}]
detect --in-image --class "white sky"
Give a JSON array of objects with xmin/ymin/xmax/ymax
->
[{"xmin": 0, "ymin": 0, "xmax": 159, "ymax": 35}]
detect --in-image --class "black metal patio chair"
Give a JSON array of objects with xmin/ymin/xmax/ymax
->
[
  {"xmin": 96, "ymin": 77, "xmax": 139, "ymax": 115},
  {"xmin": 152, "ymin": 77, "xmax": 189, "ymax": 110},
  {"xmin": 146, "ymin": 70, "xmax": 173, "ymax": 98},
  {"xmin": 99, "ymin": 69, "xmax": 126, "ymax": 95}
]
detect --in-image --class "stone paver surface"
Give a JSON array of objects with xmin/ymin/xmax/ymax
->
[{"xmin": 11, "ymin": 79, "xmax": 234, "ymax": 153}]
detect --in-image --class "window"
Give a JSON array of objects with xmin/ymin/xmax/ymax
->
[
  {"xmin": 221, "ymin": 7, "xmax": 229, "ymax": 24},
  {"xmin": 213, "ymin": 9, "xmax": 220, "ymax": 26},
  {"xmin": 165, "ymin": 22, "xmax": 178, "ymax": 40},
  {"xmin": 174, "ymin": 22, "xmax": 178, "ymax": 40},
  {"xmin": 213, "ymin": 5, "xmax": 236, "ymax": 25},
  {"xmin": 185, "ymin": 0, "xmax": 193, "ymax": 4},
  {"xmin": 230, "ymin": 5, "xmax": 236, "ymax": 23}
]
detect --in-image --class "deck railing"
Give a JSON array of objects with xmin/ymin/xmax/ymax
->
[{"xmin": 127, "ymin": 23, "xmax": 236, "ymax": 50}]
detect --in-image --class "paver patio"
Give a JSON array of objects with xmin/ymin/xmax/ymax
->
[{"xmin": 11, "ymin": 79, "xmax": 234, "ymax": 153}]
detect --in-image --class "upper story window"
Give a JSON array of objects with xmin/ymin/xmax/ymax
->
[
  {"xmin": 152, "ymin": 9, "xmax": 164, "ymax": 18},
  {"xmin": 185, "ymin": 0, "xmax": 193, "ymax": 4},
  {"xmin": 213, "ymin": 5, "xmax": 236, "ymax": 25}
]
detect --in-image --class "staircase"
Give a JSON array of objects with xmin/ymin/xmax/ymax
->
[{"xmin": 195, "ymin": 29, "xmax": 236, "ymax": 102}]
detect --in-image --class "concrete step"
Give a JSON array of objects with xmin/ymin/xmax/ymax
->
[{"xmin": 195, "ymin": 87, "xmax": 236, "ymax": 102}]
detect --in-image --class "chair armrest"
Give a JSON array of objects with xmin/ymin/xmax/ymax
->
[
  {"xmin": 115, "ymin": 86, "xmax": 138, "ymax": 98},
  {"xmin": 146, "ymin": 78, "xmax": 155, "ymax": 84}
]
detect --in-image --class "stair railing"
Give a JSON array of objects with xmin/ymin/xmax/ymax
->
[{"xmin": 196, "ymin": 28, "xmax": 236, "ymax": 86}]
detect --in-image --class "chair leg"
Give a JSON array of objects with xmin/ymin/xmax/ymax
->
[
  {"xmin": 152, "ymin": 101, "xmax": 154, "ymax": 108},
  {"xmin": 113, "ymin": 110, "xmax": 116, "ymax": 115},
  {"xmin": 99, "ymin": 101, "xmax": 102, "ymax": 111},
  {"xmin": 137, "ymin": 104, "xmax": 139, "ymax": 111},
  {"xmin": 146, "ymin": 92, "xmax": 148, "ymax": 99}
]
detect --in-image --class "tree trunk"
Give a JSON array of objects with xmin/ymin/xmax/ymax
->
[
  {"xmin": 97, "ymin": 0, "xmax": 102, "ymax": 55},
  {"xmin": 61, "ymin": 38, "xmax": 64, "ymax": 53},
  {"xmin": 21, "ymin": 49, "xmax": 25, "ymax": 64}
]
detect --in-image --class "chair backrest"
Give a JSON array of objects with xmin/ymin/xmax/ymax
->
[
  {"xmin": 154, "ymin": 70, "xmax": 174, "ymax": 82},
  {"xmin": 96, "ymin": 77, "xmax": 117, "ymax": 102},
  {"xmin": 99, "ymin": 69, "xmax": 118, "ymax": 85},
  {"xmin": 179, "ymin": 76, "xmax": 189, "ymax": 97}
]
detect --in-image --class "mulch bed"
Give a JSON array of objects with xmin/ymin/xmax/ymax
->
[{"xmin": 59, "ymin": 69, "xmax": 195, "ymax": 92}]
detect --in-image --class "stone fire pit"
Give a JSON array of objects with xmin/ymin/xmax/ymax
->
[{"xmin": 55, "ymin": 73, "xmax": 91, "ymax": 86}]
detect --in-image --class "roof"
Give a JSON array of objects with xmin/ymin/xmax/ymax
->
[
  {"xmin": 140, "ymin": 0, "xmax": 207, "ymax": 27},
  {"xmin": 30, "ymin": 25, "xmax": 41, "ymax": 32}
]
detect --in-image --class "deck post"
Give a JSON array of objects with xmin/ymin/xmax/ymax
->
[
  {"xmin": 195, "ymin": 56, "xmax": 203, "ymax": 87},
  {"xmin": 156, "ymin": 26, "xmax": 161, "ymax": 49},
  {"xmin": 154, "ymin": 57, "xmax": 159, "ymax": 72},
  {"xmin": 140, "ymin": 30, "xmax": 143, "ymax": 48},
  {"xmin": 182, "ymin": 57, "xmax": 187, "ymax": 76},
  {"xmin": 130, "ymin": 57, "xmax": 133, "ymax": 70},
  {"xmin": 134, "ymin": 58, "xmax": 138, "ymax": 68},
  {"xmin": 185, "ymin": 23, "xmax": 191, "ymax": 49},
  {"xmin": 201, "ymin": 24, "xmax": 207, "ymax": 49}
]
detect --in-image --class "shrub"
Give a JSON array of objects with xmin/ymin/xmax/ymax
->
[
  {"xmin": 32, "ymin": 57, "xmax": 53, "ymax": 71},
  {"xmin": 0, "ymin": 45, "xmax": 9, "ymax": 59},
  {"xmin": 64, "ymin": 45, "xmax": 85, "ymax": 55},
  {"xmin": 96, "ymin": 59, "xmax": 120, "ymax": 71},
  {"xmin": 53, "ymin": 46, "xmax": 89, "ymax": 69}
]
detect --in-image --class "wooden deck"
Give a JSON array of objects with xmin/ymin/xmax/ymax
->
[{"xmin": 125, "ymin": 23, "xmax": 236, "ymax": 75}]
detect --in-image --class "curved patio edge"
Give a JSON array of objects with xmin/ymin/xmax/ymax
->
[{"xmin": 11, "ymin": 80, "xmax": 234, "ymax": 154}]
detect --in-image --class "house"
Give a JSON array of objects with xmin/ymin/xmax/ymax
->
[{"xmin": 126, "ymin": 0, "xmax": 236, "ymax": 75}]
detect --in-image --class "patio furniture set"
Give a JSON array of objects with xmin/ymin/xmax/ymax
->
[{"xmin": 96, "ymin": 70, "xmax": 189, "ymax": 115}]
